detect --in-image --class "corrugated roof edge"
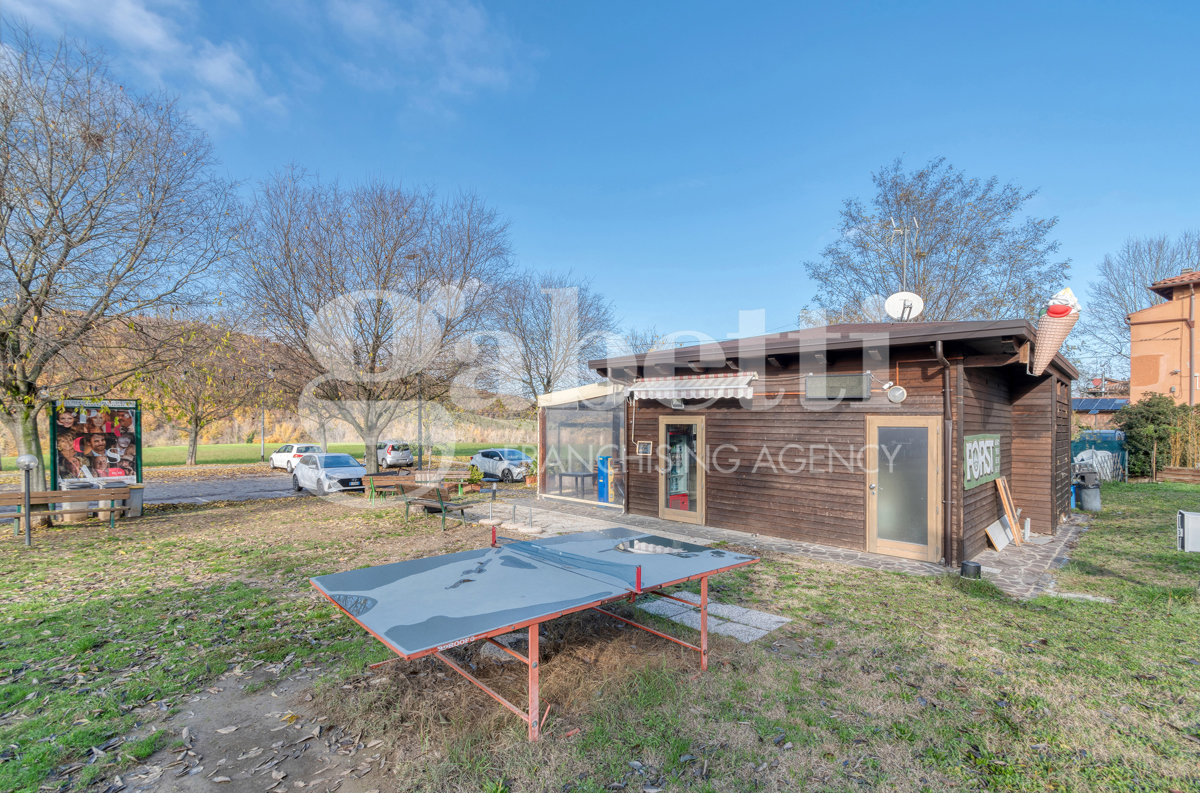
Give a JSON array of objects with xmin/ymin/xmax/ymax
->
[{"xmin": 588, "ymin": 319, "xmax": 1079, "ymax": 380}]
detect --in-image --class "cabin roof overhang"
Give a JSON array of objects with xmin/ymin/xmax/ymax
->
[{"xmin": 589, "ymin": 320, "xmax": 1079, "ymax": 382}]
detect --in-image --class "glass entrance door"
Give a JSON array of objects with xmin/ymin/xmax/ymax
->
[
  {"xmin": 658, "ymin": 417, "xmax": 704, "ymax": 525},
  {"xmin": 866, "ymin": 416, "xmax": 941, "ymax": 561}
]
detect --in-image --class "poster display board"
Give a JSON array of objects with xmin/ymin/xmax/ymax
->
[{"xmin": 49, "ymin": 399, "xmax": 142, "ymax": 490}]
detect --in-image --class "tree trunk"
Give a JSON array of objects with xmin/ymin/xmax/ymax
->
[
  {"xmin": 320, "ymin": 421, "xmax": 329, "ymax": 452},
  {"xmin": 17, "ymin": 403, "xmax": 47, "ymax": 490},
  {"xmin": 187, "ymin": 419, "xmax": 201, "ymax": 466},
  {"xmin": 363, "ymin": 426, "xmax": 381, "ymax": 474},
  {"xmin": 13, "ymin": 403, "xmax": 52, "ymax": 527}
]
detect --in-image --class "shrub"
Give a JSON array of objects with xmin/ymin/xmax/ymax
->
[{"xmin": 1113, "ymin": 393, "xmax": 1180, "ymax": 476}]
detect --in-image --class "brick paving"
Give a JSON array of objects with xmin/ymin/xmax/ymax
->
[{"xmin": 479, "ymin": 494, "xmax": 1084, "ymax": 600}]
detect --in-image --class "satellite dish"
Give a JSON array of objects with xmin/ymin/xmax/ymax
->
[{"xmin": 884, "ymin": 291, "xmax": 924, "ymax": 321}]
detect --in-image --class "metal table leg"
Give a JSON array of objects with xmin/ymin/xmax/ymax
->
[{"xmin": 528, "ymin": 623, "xmax": 540, "ymax": 740}]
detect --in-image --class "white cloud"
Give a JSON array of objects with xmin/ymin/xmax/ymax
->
[
  {"xmin": 4, "ymin": 0, "xmax": 527, "ymax": 127},
  {"xmin": 4, "ymin": 0, "xmax": 284, "ymax": 128},
  {"xmin": 326, "ymin": 0, "xmax": 520, "ymax": 102}
]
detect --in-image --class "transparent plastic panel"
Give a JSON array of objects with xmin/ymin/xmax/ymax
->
[{"xmin": 543, "ymin": 401, "xmax": 622, "ymax": 503}]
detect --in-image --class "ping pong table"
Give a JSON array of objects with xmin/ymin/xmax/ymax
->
[{"xmin": 311, "ymin": 527, "xmax": 758, "ymax": 740}]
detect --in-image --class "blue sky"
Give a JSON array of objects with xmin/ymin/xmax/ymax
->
[{"xmin": 8, "ymin": 1, "xmax": 1199, "ymax": 340}]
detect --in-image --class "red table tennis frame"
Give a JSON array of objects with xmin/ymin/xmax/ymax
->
[{"xmin": 316, "ymin": 540, "xmax": 757, "ymax": 741}]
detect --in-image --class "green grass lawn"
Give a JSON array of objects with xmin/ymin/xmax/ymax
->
[
  {"xmin": 1, "ymin": 483, "xmax": 1197, "ymax": 792},
  {"xmin": 3, "ymin": 440, "xmax": 534, "ymax": 470}
]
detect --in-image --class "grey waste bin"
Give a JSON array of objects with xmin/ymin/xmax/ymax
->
[
  {"xmin": 126, "ymin": 483, "xmax": 145, "ymax": 518},
  {"xmin": 1073, "ymin": 470, "xmax": 1100, "ymax": 510},
  {"xmin": 1078, "ymin": 481, "xmax": 1101, "ymax": 512}
]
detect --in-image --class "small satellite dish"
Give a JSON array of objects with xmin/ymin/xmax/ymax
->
[{"xmin": 884, "ymin": 291, "xmax": 924, "ymax": 321}]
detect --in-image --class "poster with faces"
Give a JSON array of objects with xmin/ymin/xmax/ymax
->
[{"xmin": 50, "ymin": 399, "xmax": 141, "ymax": 489}]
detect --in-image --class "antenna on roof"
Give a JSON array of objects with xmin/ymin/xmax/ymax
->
[{"xmin": 891, "ymin": 216, "xmax": 920, "ymax": 293}]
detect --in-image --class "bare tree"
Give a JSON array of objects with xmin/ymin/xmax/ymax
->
[
  {"xmin": 487, "ymin": 270, "xmax": 616, "ymax": 401},
  {"xmin": 1078, "ymin": 231, "xmax": 1200, "ymax": 375},
  {"xmin": 0, "ymin": 26, "xmax": 238, "ymax": 485},
  {"xmin": 803, "ymin": 157, "xmax": 1069, "ymax": 322},
  {"xmin": 135, "ymin": 324, "xmax": 279, "ymax": 465},
  {"xmin": 620, "ymin": 325, "xmax": 670, "ymax": 355},
  {"xmin": 238, "ymin": 167, "xmax": 512, "ymax": 473}
]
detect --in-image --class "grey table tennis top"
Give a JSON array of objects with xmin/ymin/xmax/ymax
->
[{"xmin": 310, "ymin": 527, "xmax": 756, "ymax": 658}]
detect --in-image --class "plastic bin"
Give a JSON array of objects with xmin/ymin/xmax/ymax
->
[{"xmin": 1078, "ymin": 482, "xmax": 1101, "ymax": 512}]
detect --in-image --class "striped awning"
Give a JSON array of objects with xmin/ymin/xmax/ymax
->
[{"xmin": 628, "ymin": 372, "xmax": 757, "ymax": 400}]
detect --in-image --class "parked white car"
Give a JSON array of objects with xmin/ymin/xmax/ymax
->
[
  {"xmin": 269, "ymin": 443, "xmax": 324, "ymax": 473},
  {"xmin": 470, "ymin": 448, "xmax": 533, "ymax": 482},
  {"xmin": 376, "ymin": 440, "xmax": 414, "ymax": 468},
  {"xmin": 291, "ymin": 453, "xmax": 367, "ymax": 496}
]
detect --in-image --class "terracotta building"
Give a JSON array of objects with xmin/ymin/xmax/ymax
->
[{"xmin": 1128, "ymin": 269, "xmax": 1200, "ymax": 405}]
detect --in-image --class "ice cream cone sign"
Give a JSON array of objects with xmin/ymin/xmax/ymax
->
[{"xmin": 1031, "ymin": 287, "xmax": 1081, "ymax": 376}]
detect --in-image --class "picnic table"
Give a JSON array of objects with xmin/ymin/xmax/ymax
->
[
  {"xmin": 413, "ymin": 470, "xmax": 469, "ymax": 484},
  {"xmin": 366, "ymin": 470, "xmax": 474, "ymax": 503}
]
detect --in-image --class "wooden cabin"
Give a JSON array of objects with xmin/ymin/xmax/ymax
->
[{"xmin": 536, "ymin": 321, "xmax": 1076, "ymax": 567}]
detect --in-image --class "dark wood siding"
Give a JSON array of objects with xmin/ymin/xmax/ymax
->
[
  {"xmin": 1054, "ymin": 375, "xmax": 1072, "ymax": 524},
  {"xmin": 625, "ymin": 355, "xmax": 945, "ymax": 550},
  {"xmin": 616, "ymin": 346, "xmax": 1071, "ymax": 562},
  {"xmin": 1009, "ymin": 376, "xmax": 1054, "ymax": 535},
  {"xmin": 961, "ymin": 368, "xmax": 1012, "ymax": 561}
]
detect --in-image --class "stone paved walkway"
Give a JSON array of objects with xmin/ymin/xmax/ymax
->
[
  {"xmin": 475, "ymin": 494, "xmax": 1084, "ymax": 600},
  {"xmin": 638, "ymin": 591, "xmax": 792, "ymax": 642},
  {"xmin": 971, "ymin": 514, "xmax": 1088, "ymax": 598},
  {"xmin": 481, "ymin": 495, "xmax": 945, "ymax": 577}
]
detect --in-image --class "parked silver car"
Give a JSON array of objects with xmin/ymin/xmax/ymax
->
[
  {"xmin": 376, "ymin": 440, "xmax": 414, "ymax": 468},
  {"xmin": 291, "ymin": 453, "xmax": 367, "ymax": 496},
  {"xmin": 469, "ymin": 448, "xmax": 533, "ymax": 482}
]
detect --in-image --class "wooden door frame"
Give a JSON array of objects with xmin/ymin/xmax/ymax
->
[
  {"xmin": 865, "ymin": 415, "xmax": 942, "ymax": 562},
  {"xmin": 657, "ymin": 416, "xmax": 705, "ymax": 525}
]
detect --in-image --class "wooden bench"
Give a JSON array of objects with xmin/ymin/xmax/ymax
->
[
  {"xmin": 396, "ymin": 484, "xmax": 468, "ymax": 531},
  {"xmin": 0, "ymin": 487, "xmax": 132, "ymax": 533}
]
